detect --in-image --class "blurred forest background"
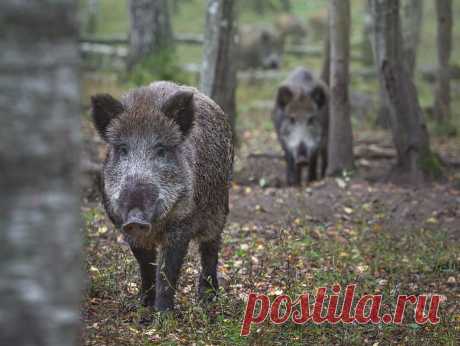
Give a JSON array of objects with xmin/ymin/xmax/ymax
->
[{"xmin": 78, "ymin": 0, "xmax": 460, "ymax": 125}]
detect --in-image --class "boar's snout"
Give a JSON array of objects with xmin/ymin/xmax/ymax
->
[
  {"xmin": 122, "ymin": 208, "xmax": 152, "ymax": 233},
  {"xmin": 118, "ymin": 175, "xmax": 159, "ymax": 230},
  {"xmin": 296, "ymin": 142, "xmax": 309, "ymax": 164},
  {"xmin": 269, "ymin": 60, "xmax": 279, "ymax": 69}
]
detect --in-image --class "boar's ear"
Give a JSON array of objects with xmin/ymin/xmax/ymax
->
[
  {"xmin": 310, "ymin": 85, "xmax": 327, "ymax": 109},
  {"xmin": 276, "ymin": 86, "xmax": 293, "ymax": 109},
  {"xmin": 161, "ymin": 90, "xmax": 194, "ymax": 137},
  {"xmin": 91, "ymin": 94, "xmax": 124, "ymax": 141}
]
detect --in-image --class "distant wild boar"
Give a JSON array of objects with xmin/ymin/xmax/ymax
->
[
  {"xmin": 272, "ymin": 67, "xmax": 329, "ymax": 185},
  {"xmin": 274, "ymin": 14, "xmax": 308, "ymax": 45},
  {"xmin": 237, "ymin": 26, "xmax": 284, "ymax": 70},
  {"xmin": 91, "ymin": 81, "xmax": 233, "ymax": 311}
]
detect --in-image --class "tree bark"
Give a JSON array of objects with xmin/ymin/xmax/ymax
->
[
  {"xmin": 320, "ymin": 32, "xmax": 330, "ymax": 86},
  {"xmin": 0, "ymin": 1, "xmax": 82, "ymax": 345},
  {"xmin": 370, "ymin": 0, "xmax": 440, "ymax": 184},
  {"xmin": 86, "ymin": 0, "xmax": 100, "ymax": 34},
  {"xmin": 434, "ymin": 0, "xmax": 452, "ymax": 122},
  {"xmin": 400, "ymin": 0, "xmax": 423, "ymax": 78},
  {"xmin": 327, "ymin": 0, "xmax": 354, "ymax": 175},
  {"xmin": 361, "ymin": 1, "xmax": 375, "ymax": 66},
  {"xmin": 368, "ymin": 1, "xmax": 391, "ymax": 128},
  {"xmin": 200, "ymin": 0, "xmax": 238, "ymax": 140},
  {"xmin": 128, "ymin": 0, "xmax": 173, "ymax": 68}
]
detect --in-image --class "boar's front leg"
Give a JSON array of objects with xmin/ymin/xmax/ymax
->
[
  {"xmin": 320, "ymin": 143, "xmax": 328, "ymax": 178},
  {"xmin": 130, "ymin": 246, "xmax": 157, "ymax": 307},
  {"xmin": 286, "ymin": 152, "xmax": 302, "ymax": 186},
  {"xmin": 155, "ymin": 237, "xmax": 190, "ymax": 311},
  {"xmin": 307, "ymin": 151, "xmax": 318, "ymax": 182},
  {"xmin": 198, "ymin": 237, "xmax": 220, "ymax": 301}
]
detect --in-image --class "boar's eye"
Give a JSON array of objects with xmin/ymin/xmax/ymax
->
[
  {"xmin": 307, "ymin": 117, "xmax": 316, "ymax": 126},
  {"xmin": 155, "ymin": 145, "xmax": 167, "ymax": 158},
  {"xmin": 115, "ymin": 144, "xmax": 129, "ymax": 156}
]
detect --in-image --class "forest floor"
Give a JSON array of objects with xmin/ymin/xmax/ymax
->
[{"xmin": 80, "ymin": 107, "xmax": 460, "ymax": 345}]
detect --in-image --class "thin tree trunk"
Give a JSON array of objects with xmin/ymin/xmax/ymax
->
[
  {"xmin": 434, "ymin": 0, "xmax": 452, "ymax": 122},
  {"xmin": 369, "ymin": 1, "xmax": 392, "ymax": 129},
  {"xmin": 401, "ymin": 0, "xmax": 423, "ymax": 78},
  {"xmin": 86, "ymin": 0, "xmax": 100, "ymax": 34},
  {"xmin": 200, "ymin": 0, "xmax": 238, "ymax": 140},
  {"xmin": 327, "ymin": 0, "xmax": 354, "ymax": 175},
  {"xmin": 370, "ymin": 0, "xmax": 440, "ymax": 184},
  {"xmin": 320, "ymin": 32, "xmax": 330, "ymax": 85},
  {"xmin": 0, "ymin": 1, "xmax": 82, "ymax": 345},
  {"xmin": 128, "ymin": 0, "xmax": 173, "ymax": 68},
  {"xmin": 362, "ymin": 1, "xmax": 375, "ymax": 66}
]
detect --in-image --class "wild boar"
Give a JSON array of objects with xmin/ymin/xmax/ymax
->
[
  {"xmin": 91, "ymin": 81, "xmax": 233, "ymax": 311},
  {"xmin": 237, "ymin": 26, "xmax": 284, "ymax": 70},
  {"xmin": 272, "ymin": 67, "xmax": 329, "ymax": 185}
]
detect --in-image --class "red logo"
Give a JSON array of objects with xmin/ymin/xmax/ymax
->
[{"xmin": 241, "ymin": 284, "xmax": 443, "ymax": 336}]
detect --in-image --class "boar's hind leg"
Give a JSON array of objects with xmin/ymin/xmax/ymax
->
[
  {"xmin": 307, "ymin": 151, "xmax": 318, "ymax": 182},
  {"xmin": 198, "ymin": 237, "xmax": 220, "ymax": 301},
  {"xmin": 286, "ymin": 152, "xmax": 302, "ymax": 186},
  {"xmin": 155, "ymin": 238, "xmax": 190, "ymax": 311},
  {"xmin": 130, "ymin": 246, "xmax": 157, "ymax": 307}
]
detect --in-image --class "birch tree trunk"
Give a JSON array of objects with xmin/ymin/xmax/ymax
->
[
  {"xmin": 434, "ymin": 0, "xmax": 452, "ymax": 122},
  {"xmin": 370, "ymin": 0, "xmax": 440, "ymax": 184},
  {"xmin": 128, "ymin": 0, "xmax": 173, "ymax": 68},
  {"xmin": 200, "ymin": 0, "xmax": 238, "ymax": 140},
  {"xmin": 401, "ymin": 0, "xmax": 423, "ymax": 78},
  {"xmin": 327, "ymin": 0, "xmax": 354, "ymax": 176},
  {"xmin": 0, "ymin": 1, "xmax": 82, "ymax": 345}
]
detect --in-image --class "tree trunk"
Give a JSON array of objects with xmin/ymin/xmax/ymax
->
[
  {"xmin": 86, "ymin": 0, "xmax": 100, "ymax": 34},
  {"xmin": 327, "ymin": 0, "xmax": 354, "ymax": 176},
  {"xmin": 361, "ymin": 1, "xmax": 375, "ymax": 66},
  {"xmin": 320, "ymin": 32, "xmax": 330, "ymax": 85},
  {"xmin": 128, "ymin": 0, "xmax": 173, "ymax": 68},
  {"xmin": 400, "ymin": 0, "xmax": 423, "ymax": 78},
  {"xmin": 434, "ymin": 0, "xmax": 452, "ymax": 122},
  {"xmin": 0, "ymin": 1, "xmax": 82, "ymax": 345},
  {"xmin": 200, "ymin": 0, "xmax": 238, "ymax": 141},
  {"xmin": 370, "ymin": 0, "xmax": 440, "ymax": 184},
  {"xmin": 368, "ymin": 1, "xmax": 391, "ymax": 129}
]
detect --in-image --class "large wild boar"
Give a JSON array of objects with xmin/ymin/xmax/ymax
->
[
  {"xmin": 272, "ymin": 67, "xmax": 329, "ymax": 185},
  {"xmin": 90, "ymin": 81, "xmax": 233, "ymax": 312},
  {"xmin": 237, "ymin": 26, "xmax": 284, "ymax": 70}
]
